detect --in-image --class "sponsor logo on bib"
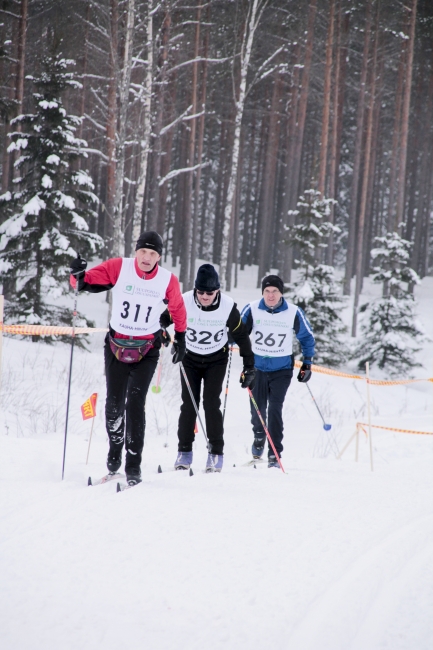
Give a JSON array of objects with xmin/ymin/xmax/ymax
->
[{"xmin": 124, "ymin": 284, "xmax": 134, "ymax": 294}]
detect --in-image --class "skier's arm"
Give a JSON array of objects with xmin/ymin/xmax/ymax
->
[
  {"xmin": 165, "ymin": 274, "xmax": 187, "ymax": 333},
  {"xmin": 70, "ymin": 258, "xmax": 122, "ymax": 293},
  {"xmin": 227, "ymin": 305, "xmax": 254, "ymax": 367},
  {"xmin": 240, "ymin": 303, "xmax": 253, "ymax": 334},
  {"xmin": 294, "ymin": 307, "xmax": 315, "ymax": 361}
]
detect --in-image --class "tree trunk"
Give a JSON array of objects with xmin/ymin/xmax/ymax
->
[
  {"xmin": 343, "ymin": 0, "xmax": 373, "ymax": 295},
  {"xmin": 240, "ymin": 109, "xmax": 257, "ymax": 270},
  {"xmin": 132, "ymin": 0, "xmax": 154, "ymax": 244},
  {"xmin": 386, "ymin": 41, "xmax": 406, "ymax": 233},
  {"xmin": 351, "ymin": 0, "xmax": 380, "ymax": 337},
  {"xmin": 280, "ymin": 43, "xmax": 301, "ymax": 280},
  {"xmin": 77, "ymin": 1, "xmax": 91, "ymax": 147},
  {"xmin": 11, "ymin": 0, "xmax": 28, "ymax": 180},
  {"xmin": 112, "ymin": 0, "xmax": 136, "ymax": 258},
  {"xmin": 105, "ymin": 0, "xmax": 119, "ymax": 251},
  {"xmin": 395, "ymin": 0, "xmax": 418, "ymax": 231},
  {"xmin": 326, "ymin": 0, "xmax": 342, "ymax": 265},
  {"xmin": 179, "ymin": 1, "xmax": 202, "ymax": 289},
  {"xmin": 218, "ymin": 0, "xmax": 261, "ymax": 290},
  {"xmin": 288, "ymin": 0, "xmax": 317, "ymax": 212},
  {"xmin": 317, "ymin": 0, "xmax": 335, "ymax": 197},
  {"xmin": 256, "ymin": 74, "xmax": 283, "ymax": 286},
  {"xmin": 189, "ymin": 4, "xmax": 210, "ymax": 287},
  {"xmin": 147, "ymin": 9, "xmax": 171, "ymax": 231}
]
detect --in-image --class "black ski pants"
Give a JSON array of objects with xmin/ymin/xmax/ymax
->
[
  {"xmin": 104, "ymin": 335, "xmax": 159, "ymax": 473},
  {"xmin": 250, "ymin": 367, "xmax": 293, "ymax": 458},
  {"xmin": 177, "ymin": 354, "xmax": 228, "ymax": 455}
]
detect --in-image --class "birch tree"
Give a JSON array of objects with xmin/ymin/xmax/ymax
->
[
  {"xmin": 132, "ymin": 0, "xmax": 154, "ymax": 244},
  {"xmin": 111, "ymin": 0, "xmax": 135, "ymax": 257},
  {"xmin": 218, "ymin": 0, "xmax": 266, "ymax": 290}
]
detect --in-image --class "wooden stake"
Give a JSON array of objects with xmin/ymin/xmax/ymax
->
[
  {"xmin": 366, "ymin": 362, "xmax": 374, "ymax": 471},
  {"xmin": 355, "ymin": 422, "xmax": 359, "ymax": 462},
  {"xmin": 86, "ymin": 416, "xmax": 95, "ymax": 465},
  {"xmin": 336, "ymin": 428, "xmax": 357, "ymax": 459}
]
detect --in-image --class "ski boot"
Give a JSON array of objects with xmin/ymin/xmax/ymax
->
[
  {"xmin": 268, "ymin": 455, "xmax": 280, "ymax": 468},
  {"xmin": 174, "ymin": 451, "xmax": 193, "ymax": 470},
  {"xmin": 251, "ymin": 437, "xmax": 265, "ymax": 459},
  {"xmin": 205, "ymin": 453, "xmax": 223, "ymax": 473},
  {"xmin": 125, "ymin": 468, "xmax": 142, "ymax": 486},
  {"xmin": 107, "ymin": 451, "xmax": 122, "ymax": 473}
]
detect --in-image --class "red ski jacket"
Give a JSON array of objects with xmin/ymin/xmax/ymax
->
[{"xmin": 70, "ymin": 258, "xmax": 186, "ymax": 339}]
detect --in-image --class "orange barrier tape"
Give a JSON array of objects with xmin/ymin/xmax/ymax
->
[
  {"xmin": 358, "ymin": 422, "xmax": 433, "ymax": 436},
  {"xmin": 1, "ymin": 324, "xmax": 108, "ymax": 336},
  {"xmin": 2, "ymin": 332, "xmax": 433, "ymax": 385},
  {"xmin": 293, "ymin": 360, "xmax": 433, "ymax": 385}
]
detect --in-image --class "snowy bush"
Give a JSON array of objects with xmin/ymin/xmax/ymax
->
[
  {"xmin": 0, "ymin": 52, "xmax": 103, "ymax": 332},
  {"xmin": 353, "ymin": 231, "xmax": 427, "ymax": 376}
]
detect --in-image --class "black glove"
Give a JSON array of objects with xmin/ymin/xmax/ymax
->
[
  {"xmin": 159, "ymin": 310, "xmax": 172, "ymax": 330},
  {"xmin": 297, "ymin": 362, "xmax": 312, "ymax": 383},
  {"xmin": 70, "ymin": 255, "xmax": 87, "ymax": 278},
  {"xmin": 171, "ymin": 331, "xmax": 186, "ymax": 364},
  {"xmin": 160, "ymin": 327, "xmax": 171, "ymax": 348},
  {"xmin": 240, "ymin": 367, "xmax": 255, "ymax": 390}
]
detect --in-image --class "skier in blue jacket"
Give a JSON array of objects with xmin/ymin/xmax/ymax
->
[{"xmin": 241, "ymin": 275, "xmax": 315, "ymax": 467}]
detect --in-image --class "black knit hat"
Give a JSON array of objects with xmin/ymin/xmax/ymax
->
[
  {"xmin": 261, "ymin": 274, "xmax": 284, "ymax": 294},
  {"xmin": 135, "ymin": 231, "xmax": 163, "ymax": 255},
  {"xmin": 195, "ymin": 264, "xmax": 220, "ymax": 291}
]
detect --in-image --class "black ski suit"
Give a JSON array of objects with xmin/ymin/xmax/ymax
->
[{"xmin": 161, "ymin": 291, "xmax": 254, "ymax": 455}]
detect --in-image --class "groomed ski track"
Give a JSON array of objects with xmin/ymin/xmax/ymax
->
[
  {"xmin": 1, "ymin": 272, "xmax": 433, "ymax": 649},
  {"xmin": 1, "ymin": 430, "xmax": 432, "ymax": 650}
]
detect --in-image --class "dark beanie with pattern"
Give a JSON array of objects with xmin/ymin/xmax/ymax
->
[{"xmin": 135, "ymin": 231, "xmax": 163, "ymax": 254}]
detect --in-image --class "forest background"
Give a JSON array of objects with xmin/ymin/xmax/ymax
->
[{"xmin": 0, "ymin": 0, "xmax": 432, "ymax": 355}]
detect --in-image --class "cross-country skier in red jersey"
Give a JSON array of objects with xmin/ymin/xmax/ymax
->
[{"xmin": 70, "ymin": 231, "xmax": 186, "ymax": 486}]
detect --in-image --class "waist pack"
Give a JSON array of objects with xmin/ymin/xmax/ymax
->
[{"xmin": 109, "ymin": 335, "xmax": 154, "ymax": 364}]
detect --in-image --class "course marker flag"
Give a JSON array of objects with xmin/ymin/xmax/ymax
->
[{"xmin": 81, "ymin": 393, "xmax": 98, "ymax": 420}]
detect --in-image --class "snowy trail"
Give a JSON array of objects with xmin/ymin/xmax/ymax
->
[
  {"xmin": 1, "ymin": 274, "xmax": 433, "ymax": 648},
  {"xmin": 1, "ymin": 431, "xmax": 432, "ymax": 650}
]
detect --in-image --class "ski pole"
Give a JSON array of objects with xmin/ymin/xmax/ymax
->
[
  {"xmin": 247, "ymin": 387, "xmax": 285, "ymax": 474},
  {"xmin": 305, "ymin": 383, "xmax": 332, "ymax": 431},
  {"xmin": 179, "ymin": 361, "xmax": 209, "ymax": 450},
  {"xmin": 62, "ymin": 265, "xmax": 80, "ymax": 480},
  {"xmin": 222, "ymin": 347, "xmax": 233, "ymax": 423}
]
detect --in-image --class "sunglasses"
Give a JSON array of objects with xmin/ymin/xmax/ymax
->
[{"xmin": 196, "ymin": 290, "xmax": 217, "ymax": 296}]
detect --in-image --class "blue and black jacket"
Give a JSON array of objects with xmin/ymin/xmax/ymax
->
[{"xmin": 240, "ymin": 298, "xmax": 315, "ymax": 372}]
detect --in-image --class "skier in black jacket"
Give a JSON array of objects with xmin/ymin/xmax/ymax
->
[{"xmin": 160, "ymin": 264, "xmax": 255, "ymax": 472}]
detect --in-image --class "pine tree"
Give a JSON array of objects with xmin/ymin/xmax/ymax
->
[
  {"xmin": 0, "ymin": 52, "xmax": 102, "ymax": 329},
  {"xmin": 286, "ymin": 190, "xmax": 348, "ymax": 367},
  {"xmin": 353, "ymin": 231, "xmax": 426, "ymax": 376},
  {"xmin": 291, "ymin": 264, "xmax": 348, "ymax": 367}
]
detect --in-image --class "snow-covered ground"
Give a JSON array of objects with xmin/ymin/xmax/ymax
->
[{"xmin": 1, "ymin": 264, "xmax": 432, "ymax": 650}]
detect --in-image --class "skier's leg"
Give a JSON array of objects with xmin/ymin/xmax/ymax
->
[
  {"xmin": 202, "ymin": 358, "xmax": 227, "ymax": 455},
  {"xmin": 267, "ymin": 369, "xmax": 293, "ymax": 457},
  {"xmin": 124, "ymin": 347, "xmax": 159, "ymax": 476},
  {"xmin": 177, "ymin": 358, "xmax": 203, "ymax": 452},
  {"xmin": 104, "ymin": 335, "xmax": 129, "ymax": 470}
]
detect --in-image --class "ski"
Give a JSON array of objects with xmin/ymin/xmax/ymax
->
[
  {"xmin": 88, "ymin": 472, "xmax": 124, "ymax": 486},
  {"xmin": 242, "ymin": 458, "xmax": 266, "ymax": 467},
  {"xmin": 116, "ymin": 480, "xmax": 141, "ymax": 492},
  {"xmin": 158, "ymin": 464, "xmax": 193, "ymax": 476}
]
